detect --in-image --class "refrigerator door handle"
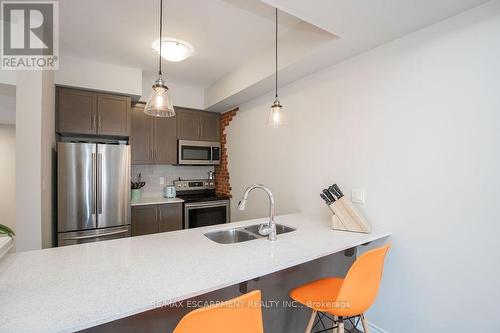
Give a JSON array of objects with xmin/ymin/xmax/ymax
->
[
  {"xmin": 97, "ymin": 153, "xmax": 103, "ymax": 215},
  {"xmin": 92, "ymin": 153, "xmax": 97, "ymax": 215},
  {"xmin": 61, "ymin": 229, "xmax": 128, "ymax": 240}
]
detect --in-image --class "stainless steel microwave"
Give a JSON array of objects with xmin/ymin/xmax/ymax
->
[{"xmin": 178, "ymin": 140, "xmax": 221, "ymax": 165}]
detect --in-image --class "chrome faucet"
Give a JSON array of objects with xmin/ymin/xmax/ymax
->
[{"xmin": 238, "ymin": 184, "xmax": 277, "ymax": 241}]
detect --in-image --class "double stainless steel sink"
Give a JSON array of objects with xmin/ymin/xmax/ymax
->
[{"xmin": 204, "ymin": 224, "xmax": 296, "ymax": 244}]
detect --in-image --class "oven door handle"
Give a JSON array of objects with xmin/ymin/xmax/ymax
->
[{"xmin": 185, "ymin": 201, "xmax": 229, "ymax": 209}]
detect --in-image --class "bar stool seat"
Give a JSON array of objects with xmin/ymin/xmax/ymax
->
[
  {"xmin": 290, "ymin": 244, "xmax": 390, "ymax": 333},
  {"xmin": 290, "ymin": 277, "xmax": 344, "ymax": 313}
]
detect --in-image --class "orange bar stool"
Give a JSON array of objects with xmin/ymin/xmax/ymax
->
[
  {"xmin": 173, "ymin": 290, "xmax": 264, "ymax": 333},
  {"xmin": 290, "ymin": 244, "xmax": 390, "ymax": 333}
]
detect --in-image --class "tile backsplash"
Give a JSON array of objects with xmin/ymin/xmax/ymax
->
[{"xmin": 132, "ymin": 165, "xmax": 215, "ymax": 198}]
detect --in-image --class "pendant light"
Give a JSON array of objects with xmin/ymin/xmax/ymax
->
[
  {"xmin": 145, "ymin": 0, "xmax": 175, "ymax": 117},
  {"xmin": 268, "ymin": 8, "xmax": 285, "ymax": 128}
]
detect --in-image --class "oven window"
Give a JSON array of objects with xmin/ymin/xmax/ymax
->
[
  {"xmin": 181, "ymin": 146, "xmax": 211, "ymax": 161},
  {"xmin": 188, "ymin": 205, "xmax": 227, "ymax": 228}
]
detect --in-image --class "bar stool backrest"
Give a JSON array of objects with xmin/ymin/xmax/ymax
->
[
  {"xmin": 336, "ymin": 244, "xmax": 390, "ymax": 315},
  {"xmin": 173, "ymin": 290, "xmax": 264, "ymax": 333}
]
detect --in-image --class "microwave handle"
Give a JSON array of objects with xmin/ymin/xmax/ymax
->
[{"xmin": 210, "ymin": 146, "xmax": 213, "ymax": 161}]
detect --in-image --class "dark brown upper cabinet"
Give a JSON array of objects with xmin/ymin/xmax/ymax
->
[
  {"xmin": 176, "ymin": 107, "xmax": 220, "ymax": 142},
  {"xmin": 130, "ymin": 102, "xmax": 177, "ymax": 165},
  {"xmin": 131, "ymin": 203, "xmax": 182, "ymax": 237},
  {"xmin": 97, "ymin": 93, "xmax": 131, "ymax": 136},
  {"xmin": 154, "ymin": 114, "xmax": 177, "ymax": 164},
  {"xmin": 130, "ymin": 103, "xmax": 154, "ymax": 164},
  {"xmin": 56, "ymin": 87, "xmax": 131, "ymax": 137},
  {"xmin": 199, "ymin": 112, "xmax": 220, "ymax": 142},
  {"xmin": 57, "ymin": 88, "xmax": 97, "ymax": 135}
]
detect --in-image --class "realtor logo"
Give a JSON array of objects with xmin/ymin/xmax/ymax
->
[{"xmin": 1, "ymin": 1, "xmax": 58, "ymax": 69}]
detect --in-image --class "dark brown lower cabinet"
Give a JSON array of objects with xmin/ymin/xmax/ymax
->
[
  {"xmin": 131, "ymin": 203, "xmax": 182, "ymax": 237},
  {"xmin": 158, "ymin": 203, "xmax": 183, "ymax": 232},
  {"xmin": 131, "ymin": 205, "xmax": 157, "ymax": 236}
]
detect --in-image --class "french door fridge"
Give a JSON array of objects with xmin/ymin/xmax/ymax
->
[{"xmin": 57, "ymin": 142, "xmax": 131, "ymax": 246}]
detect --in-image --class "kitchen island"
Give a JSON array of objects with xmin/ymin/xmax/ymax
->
[{"xmin": 0, "ymin": 214, "xmax": 389, "ymax": 333}]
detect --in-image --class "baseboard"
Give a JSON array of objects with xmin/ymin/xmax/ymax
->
[{"xmin": 355, "ymin": 321, "xmax": 388, "ymax": 333}]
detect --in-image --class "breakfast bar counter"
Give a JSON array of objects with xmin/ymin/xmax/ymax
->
[{"xmin": 0, "ymin": 213, "xmax": 389, "ymax": 333}]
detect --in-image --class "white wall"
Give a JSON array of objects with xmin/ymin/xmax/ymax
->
[
  {"xmin": 227, "ymin": 2, "xmax": 500, "ymax": 332},
  {"xmin": 141, "ymin": 73, "xmax": 205, "ymax": 110},
  {"xmin": 41, "ymin": 71, "xmax": 56, "ymax": 249},
  {"xmin": 55, "ymin": 56, "xmax": 143, "ymax": 97},
  {"xmin": 15, "ymin": 71, "xmax": 42, "ymax": 251},
  {"xmin": 0, "ymin": 125, "xmax": 16, "ymax": 234},
  {"xmin": 15, "ymin": 70, "xmax": 56, "ymax": 251}
]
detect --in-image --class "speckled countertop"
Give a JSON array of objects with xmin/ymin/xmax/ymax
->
[
  {"xmin": 0, "ymin": 213, "xmax": 389, "ymax": 333},
  {"xmin": 130, "ymin": 196, "xmax": 184, "ymax": 206}
]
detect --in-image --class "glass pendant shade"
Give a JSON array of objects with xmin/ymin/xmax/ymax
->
[
  {"xmin": 144, "ymin": 77, "xmax": 175, "ymax": 117},
  {"xmin": 267, "ymin": 98, "xmax": 285, "ymax": 128}
]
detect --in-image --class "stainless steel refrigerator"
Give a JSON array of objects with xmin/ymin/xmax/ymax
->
[{"xmin": 57, "ymin": 142, "xmax": 131, "ymax": 246}]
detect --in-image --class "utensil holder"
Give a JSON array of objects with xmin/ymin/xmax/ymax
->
[
  {"xmin": 131, "ymin": 189, "xmax": 142, "ymax": 201},
  {"xmin": 327, "ymin": 197, "xmax": 371, "ymax": 233}
]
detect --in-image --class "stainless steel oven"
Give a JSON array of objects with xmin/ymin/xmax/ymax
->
[
  {"xmin": 174, "ymin": 179, "xmax": 230, "ymax": 229},
  {"xmin": 178, "ymin": 140, "xmax": 220, "ymax": 165},
  {"xmin": 184, "ymin": 200, "xmax": 230, "ymax": 229}
]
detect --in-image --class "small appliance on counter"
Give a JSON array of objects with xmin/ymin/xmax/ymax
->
[
  {"xmin": 174, "ymin": 179, "xmax": 229, "ymax": 229},
  {"xmin": 163, "ymin": 184, "xmax": 176, "ymax": 198},
  {"xmin": 320, "ymin": 183, "xmax": 371, "ymax": 233}
]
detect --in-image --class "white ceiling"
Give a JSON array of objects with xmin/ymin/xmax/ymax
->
[
  {"xmin": 59, "ymin": 0, "xmax": 491, "ymax": 111},
  {"xmin": 206, "ymin": 0, "xmax": 491, "ymax": 110},
  {"xmin": 59, "ymin": 0, "xmax": 304, "ymax": 88},
  {"xmin": 263, "ymin": 0, "xmax": 490, "ymax": 41}
]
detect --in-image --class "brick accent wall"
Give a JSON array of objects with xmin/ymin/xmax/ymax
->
[{"xmin": 215, "ymin": 107, "xmax": 238, "ymax": 198}]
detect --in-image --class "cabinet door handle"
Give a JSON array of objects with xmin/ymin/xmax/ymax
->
[
  {"xmin": 98, "ymin": 114, "xmax": 102, "ymax": 132},
  {"xmin": 200, "ymin": 124, "xmax": 204, "ymax": 138},
  {"xmin": 159, "ymin": 208, "xmax": 162, "ymax": 221}
]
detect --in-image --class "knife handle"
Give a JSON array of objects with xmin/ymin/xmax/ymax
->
[
  {"xmin": 320, "ymin": 193, "xmax": 330, "ymax": 205},
  {"xmin": 328, "ymin": 186, "xmax": 340, "ymax": 199},
  {"xmin": 333, "ymin": 184, "xmax": 344, "ymax": 198},
  {"xmin": 323, "ymin": 189, "xmax": 336, "ymax": 202}
]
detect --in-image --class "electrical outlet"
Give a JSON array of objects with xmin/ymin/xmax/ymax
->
[
  {"xmin": 351, "ymin": 189, "xmax": 365, "ymax": 204},
  {"xmin": 159, "ymin": 177, "xmax": 165, "ymax": 185}
]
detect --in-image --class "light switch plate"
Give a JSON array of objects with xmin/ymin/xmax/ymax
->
[
  {"xmin": 159, "ymin": 177, "xmax": 165, "ymax": 185},
  {"xmin": 351, "ymin": 189, "xmax": 365, "ymax": 204}
]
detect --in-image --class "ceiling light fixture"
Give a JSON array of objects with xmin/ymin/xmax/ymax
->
[
  {"xmin": 145, "ymin": 0, "xmax": 175, "ymax": 117},
  {"xmin": 152, "ymin": 38, "xmax": 193, "ymax": 62},
  {"xmin": 268, "ymin": 8, "xmax": 285, "ymax": 128}
]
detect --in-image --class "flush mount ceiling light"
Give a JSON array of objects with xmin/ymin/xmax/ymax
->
[
  {"xmin": 152, "ymin": 38, "xmax": 193, "ymax": 62},
  {"xmin": 145, "ymin": 0, "xmax": 175, "ymax": 117},
  {"xmin": 268, "ymin": 8, "xmax": 285, "ymax": 128}
]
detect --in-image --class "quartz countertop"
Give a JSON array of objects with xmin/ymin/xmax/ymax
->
[
  {"xmin": 130, "ymin": 196, "xmax": 184, "ymax": 206},
  {"xmin": 0, "ymin": 213, "xmax": 389, "ymax": 333}
]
